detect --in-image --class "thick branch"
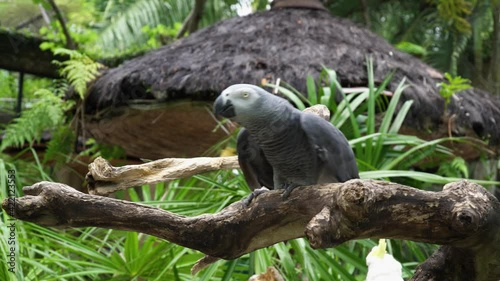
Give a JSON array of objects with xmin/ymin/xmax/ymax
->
[
  {"xmin": 412, "ymin": 246, "xmax": 475, "ymax": 281},
  {"xmin": 3, "ymin": 179, "xmax": 499, "ymax": 279},
  {"xmin": 0, "ymin": 30, "xmax": 62, "ymax": 78}
]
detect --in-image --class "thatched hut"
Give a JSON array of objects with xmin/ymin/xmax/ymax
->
[{"xmin": 85, "ymin": 4, "xmax": 500, "ymax": 160}]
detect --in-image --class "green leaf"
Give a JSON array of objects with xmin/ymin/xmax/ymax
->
[
  {"xmin": 53, "ymin": 48, "xmax": 103, "ymax": 99},
  {"xmin": 306, "ymin": 75, "xmax": 318, "ymax": 105},
  {"xmin": 265, "ymin": 83, "xmax": 307, "ymax": 110},
  {"xmin": 379, "ymin": 78, "xmax": 408, "ymax": 134},
  {"xmin": 437, "ymin": 72, "xmax": 472, "ymax": 104},
  {"xmin": 395, "ymin": 41, "xmax": 427, "ymax": 56}
]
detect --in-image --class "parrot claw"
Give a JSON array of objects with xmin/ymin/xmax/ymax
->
[
  {"xmin": 282, "ymin": 183, "xmax": 299, "ymax": 199},
  {"xmin": 242, "ymin": 187, "xmax": 270, "ymax": 206}
]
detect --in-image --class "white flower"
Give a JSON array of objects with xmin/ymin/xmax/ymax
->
[{"xmin": 366, "ymin": 239, "xmax": 403, "ymax": 281}]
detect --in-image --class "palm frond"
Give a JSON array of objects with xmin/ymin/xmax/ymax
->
[
  {"xmin": 93, "ymin": 0, "xmax": 237, "ymax": 55},
  {"xmin": 94, "ymin": 0, "xmax": 172, "ymax": 53}
]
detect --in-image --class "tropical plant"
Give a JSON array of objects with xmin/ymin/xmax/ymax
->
[
  {"xmin": 0, "ymin": 48, "xmax": 103, "ymax": 166},
  {"xmin": 90, "ymin": 0, "xmax": 238, "ymax": 56},
  {"xmin": 266, "ymin": 58, "xmax": 491, "ymax": 187},
  {"xmin": 0, "ymin": 88, "xmax": 72, "ymax": 152},
  {"xmin": 324, "ymin": 0, "xmax": 500, "ymax": 95},
  {"xmin": 437, "ymin": 72, "xmax": 472, "ymax": 107}
]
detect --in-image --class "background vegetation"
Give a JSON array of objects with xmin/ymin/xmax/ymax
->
[{"xmin": 1, "ymin": 0, "xmax": 499, "ymax": 280}]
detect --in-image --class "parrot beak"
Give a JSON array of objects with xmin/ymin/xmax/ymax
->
[{"xmin": 214, "ymin": 96, "xmax": 236, "ymax": 118}]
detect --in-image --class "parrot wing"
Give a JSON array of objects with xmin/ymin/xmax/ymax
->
[
  {"xmin": 236, "ymin": 128, "xmax": 274, "ymax": 190},
  {"xmin": 300, "ymin": 113, "xmax": 359, "ymax": 183}
]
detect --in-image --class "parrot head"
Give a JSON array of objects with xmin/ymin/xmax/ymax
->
[{"xmin": 213, "ymin": 84, "xmax": 264, "ymax": 119}]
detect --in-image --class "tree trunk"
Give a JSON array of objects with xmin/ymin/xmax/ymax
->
[
  {"xmin": 46, "ymin": 0, "xmax": 75, "ymax": 49},
  {"xmin": 0, "ymin": 30, "xmax": 62, "ymax": 78},
  {"xmin": 176, "ymin": 0, "xmax": 207, "ymax": 38},
  {"xmin": 491, "ymin": 1, "xmax": 500, "ymax": 95}
]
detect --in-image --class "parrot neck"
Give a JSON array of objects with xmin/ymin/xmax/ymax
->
[{"xmin": 242, "ymin": 104, "xmax": 299, "ymax": 140}]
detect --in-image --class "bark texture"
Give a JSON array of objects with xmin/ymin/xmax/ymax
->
[
  {"xmin": 3, "ymin": 179, "xmax": 499, "ymax": 280},
  {"xmin": 0, "ymin": 30, "xmax": 61, "ymax": 78}
]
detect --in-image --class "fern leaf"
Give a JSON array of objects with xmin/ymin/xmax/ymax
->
[
  {"xmin": 54, "ymin": 48, "xmax": 103, "ymax": 99},
  {"xmin": 0, "ymin": 90, "xmax": 66, "ymax": 151},
  {"xmin": 44, "ymin": 125, "xmax": 76, "ymax": 164}
]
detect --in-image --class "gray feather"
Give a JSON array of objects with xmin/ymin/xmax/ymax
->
[{"xmin": 236, "ymin": 129, "xmax": 274, "ymax": 190}]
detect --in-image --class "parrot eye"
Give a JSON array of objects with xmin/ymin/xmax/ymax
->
[{"xmin": 242, "ymin": 92, "xmax": 249, "ymax": 98}]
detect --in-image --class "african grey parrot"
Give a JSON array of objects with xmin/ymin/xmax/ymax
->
[{"xmin": 214, "ymin": 84, "xmax": 358, "ymax": 201}]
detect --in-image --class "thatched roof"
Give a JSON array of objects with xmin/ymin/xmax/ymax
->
[{"xmin": 85, "ymin": 7, "xmax": 500, "ymax": 159}]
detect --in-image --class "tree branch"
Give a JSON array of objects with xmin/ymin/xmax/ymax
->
[
  {"xmin": 491, "ymin": 1, "xmax": 500, "ymax": 95},
  {"xmin": 86, "ymin": 156, "xmax": 239, "ymax": 195},
  {"xmin": 360, "ymin": 0, "xmax": 371, "ymax": 29},
  {"xmin": 46, "ymin": 0, "xmax": 75, "ymax": 49},
  {"xmin": 176, "ymin": 0, "xmax": 207, "ymax": 39},
  {"xmin": 3, "ymin": 179, "xmax": 499, "ymax": 279}
]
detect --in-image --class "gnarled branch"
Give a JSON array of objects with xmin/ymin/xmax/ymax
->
[
  {"xmin": 3, "ymin": 179, "xmax": 499, "ymax": 280},
  {"xmin": 86, "ymin": 156, "xmax": 239, "ymax": 195}
]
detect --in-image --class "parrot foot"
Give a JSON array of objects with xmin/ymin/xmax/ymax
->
[
  {"xmin": 282, "ymin": 183, "xmax": 299, "ymax": 199},
  {"xmin": 242, "ymin": 187, "xmax": 270, "ymax": 206}
]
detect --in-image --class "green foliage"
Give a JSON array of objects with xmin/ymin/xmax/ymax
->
[
  {"xmin": 53, "ymin": 48, "xmax": 104, "ymax": 99},
  {"xmin": 437, "ymin": 157, "xmax": 469, "ymax": 178},
  {"xmin": 433, "ymin": 0, "xmax": 473, "ymax": 33},
  {"xmin": 325, "ymin": 1, "xmax": 495, "ymax": 92},
  {"xmin": 1, "ymin": 48, "xmax": 103, "ymax": 167},
  {"xmin": 80, "ymin": 138, "xmax": 126, "ymax": 159},
  {"xmin": 90, "ymin": 0, "xmax": 237, "ymax": 55},
  {"xmin": 21, "ymin": 76, "xmax": 54, "ymax": 100},
  {"xmin": 94, "ymin": 0, "xmax": 171, "ymax": 53},
  {"xmin": 142, "ymin": 23, "xmax": 181, "ymax": 48},
  {"xmin": 0, "ymin": 71, "xmax": 17, "ymax": 100},
  {"xmin": 252, "ymin": 0, "xmax": 269, "ymax": 10},
  {"xmin": 0, "ymin": 71, "xmax": 53, "ymax": 114},
  {"xmin": 395, "ymin": 41, "xmax": 427, "ymax": 57},
  {"xmin": 437, "ymin": 72, "xmax": 472, "ymax": 105},
  {"xmin": 43, "ymin": 126, "xmax": 76, "ymax": 164},
  {"xmin": 38, "ymin": 20, "xmax": 97, "ymax": 50},
  {"xmin": 39, "ymin": 24, "xmax": 67, "ymax": 52},
  {"xmin": 0, "ymin": 89, "xmax": 71, "ymax": 151}
]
